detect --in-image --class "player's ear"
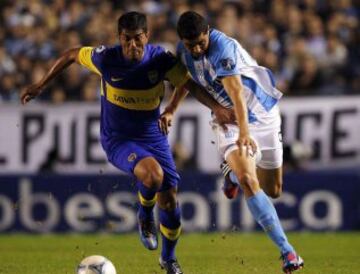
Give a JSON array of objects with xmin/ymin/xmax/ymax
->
[
  {"xmin": 142, "ymin": 31, "xmax": 150, "ymax": 43},
  {"xmin": 144, "ymin": 31, "xmax": 149, "ymax": 39},
  {"xmin": 118, "ymin": 30, "xmax": 123, "ymax": 41}
]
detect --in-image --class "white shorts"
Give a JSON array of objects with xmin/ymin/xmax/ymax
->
[{"xmin": 211, "ymin": 120, "xmax": 283, "ymax": 170}]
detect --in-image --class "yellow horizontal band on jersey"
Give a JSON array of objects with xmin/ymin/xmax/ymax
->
[
  {"xmin": 165, "ymin": 61, "xmax": 190, "ymax": 87},
  {"xmin": 106, "ymin": 82, "xmax": 164, "ymax": 110},
  {"xmin": 160, "ymin": 224, "xmax": 181, "ymax": 241},
  {"xmin": 138, "ymin": 192, "xmax": 157, "ymax": 207},
  {"xmin": 78, "ymin": 47, "xmax": 102, "ymax": 76}
]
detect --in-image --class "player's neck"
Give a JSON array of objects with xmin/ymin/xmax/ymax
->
[{"xmin": 123, "ymin": 52, "xmax": 145, "ymax": 64}]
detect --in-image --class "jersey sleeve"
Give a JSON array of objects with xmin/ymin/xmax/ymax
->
[
  {"xmin": 163, "ymin": 51, "xmax": 190, "ymax": 87},
  {"xmin": 78, "ymin": 46, "xmax": 106, "ymax": 76},
  {"xmin": 165, "ymin": 60, "xmax": 190, "ymax": 87},
  {"xmin": 214, "ymin": 40, "xmax": 242, "ymax": 77}
]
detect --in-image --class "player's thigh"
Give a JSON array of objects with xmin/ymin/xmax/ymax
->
[
  {"xmin": 212, "ymin": 121, "xmax": 260, "ymax": 163},
  {"xmin": 256, "ymin": 147, "xmax": 283, "ymax": 198},
  {"xmin": 143, "ymin": 142, "xmax": 181, "ymax": 193},
  {"xmin": 107, "ymin": 140, "xmax": 157, "ymax": 175},
  {"xmin": 210, "ymin": 120, "xmax": 257, "ymax": 178},
  {"xmin": 107, "ymin": 140, "xmax": 179, "ymax": 191}
]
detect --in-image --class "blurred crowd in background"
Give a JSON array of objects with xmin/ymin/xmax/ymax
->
[{"xmin": 0, "ymin": 0, "xmax": 359, "ymax": 104}]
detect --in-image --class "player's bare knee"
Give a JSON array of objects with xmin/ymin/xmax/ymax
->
[{"xmin": 142, "ymin": 167, "xmax": 164, "ymax": 190}]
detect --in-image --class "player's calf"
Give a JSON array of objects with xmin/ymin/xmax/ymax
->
[
  {"xmin": 258, "ymin": 170, "xmax": 283, "ymax": 198},
  {"xmin": 157, "ymin": 190, "xmax": 182, "ymax": 273},
  {"xmin": 237, "ymin": 171, "xmax": 260, "ymax": 197}
]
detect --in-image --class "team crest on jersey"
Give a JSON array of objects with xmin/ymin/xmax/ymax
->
[
  {"xmin": 95, "ymin": 45, "xmax": 106, "ymax": 53},
  {"xmin": 220, "ymin": 58, "xmax": 235, "ymax": 70},
  {"xmin": 128, "ymin": 153, "xmax": 137, "ymax": 162},
  {"xmin": 148, "ymin": 70, "xmax": 158, "ymax": 83}
]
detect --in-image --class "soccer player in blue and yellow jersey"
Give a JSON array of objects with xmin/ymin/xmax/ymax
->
[{"xmin": 20, "ymin": 11, "xmax": 235, "ymax": 274}]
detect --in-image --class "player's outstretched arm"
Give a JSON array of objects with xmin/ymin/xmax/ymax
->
[
  {"xmin": 159, "ymin": 85, "xmax": 189, "ymax": 135},
  {"xmin": 20, "ymin": 47, "xmax": 81, "ymax": 104},
  {"xmin": 222, "ymin": 75, "xmax": 256, "ymax": 155}
]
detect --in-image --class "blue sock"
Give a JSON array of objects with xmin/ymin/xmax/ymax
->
[
  {"xmin": 137, "ymin": 182, "xmax": 157, "ymax": 221},
  {"xmin": 247, "ymin": 190, "xmax": 294, "ymax": 255},
  {"xmin": 159, "ymin": 206, "xmax": 181, "ymax": 261}
]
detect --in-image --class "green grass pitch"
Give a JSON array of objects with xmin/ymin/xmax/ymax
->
[{"xmin": 1, "ymin": 232, "xmax": 359, "ymax": 274}]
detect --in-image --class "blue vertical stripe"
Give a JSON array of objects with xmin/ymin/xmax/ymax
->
[
  {"xmin": 184, "ymin": 53, "xmax": 201, "ymax": 84},
  {"xmin": 241, "ymin": 76, "xmax": 278, "ymax": 111},
  {"xmin": 266, "ymin": 68, "xmax": 276, "ymax": 87},
  {"xmin": 203, "ymin": 68, "xmax": 232, "ymax": 105},
  {"xmin": 248, "ymin": 110, "xmax": 257, "ymax": 123},
  {"xmin": 203, "ymin": 62, "xmax": 214, "ymax": 85}
]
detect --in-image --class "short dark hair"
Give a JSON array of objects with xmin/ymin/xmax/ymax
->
[
  {"xmin": 118, "ymin": 11, "xmax": 147, "ymax": 34},
  {"xmin": 177, "ymin": 11, "xmax": 208, "ymax": 40}
]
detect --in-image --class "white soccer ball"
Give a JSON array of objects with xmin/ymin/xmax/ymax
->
[{"xmin": 77, "ymin": 255, "xmax": 117, "ymax": 274}]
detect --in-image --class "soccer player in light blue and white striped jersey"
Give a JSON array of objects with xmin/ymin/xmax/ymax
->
[{"xmin": 167, "ymin": 11, "xmax": 304, "ymax": 274}]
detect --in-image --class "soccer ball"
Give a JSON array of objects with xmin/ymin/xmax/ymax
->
[{"xmin": 77, "ymin": 255, "xmax": 116, "ymax": 274}]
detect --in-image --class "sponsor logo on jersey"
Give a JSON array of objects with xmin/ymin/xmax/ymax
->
[
  {"xmin": 95, "ymin": 45, "xmax": 106, "ymax": 53},
  {"xmin": 220, "ymin": 58, "xmax": 235, "ymax": 70},
  {"xmin": 111, "ymin": 77, "xmax": 123, "ymax": 82}
]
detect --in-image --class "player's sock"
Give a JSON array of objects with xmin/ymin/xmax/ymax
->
[
  {"xmin": 137, "ymin": 182, "xmax": 157, "ymax": 221},
  {"xmin": 247, "ymin": 190, "xmax": 294, "ymax": 255},
  {"xmin": 159, "ymin": 206, "xmax": 181, "ymax": 261}
]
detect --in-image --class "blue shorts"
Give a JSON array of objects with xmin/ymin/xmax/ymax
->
[{"xmin": 106, "ymin": 139, "xmax": 180, "ymax": 192}]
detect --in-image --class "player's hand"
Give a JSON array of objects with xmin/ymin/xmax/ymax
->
[
  {"xmin": 237, "ymin": 133, "xmax": 257, "ymax": 157},
  {"xmin": 213, "ymin": 105, "xmax": 236, "ymax": 131},
  {"xmin": 158, "ymin": 108, "xmax": 174, "ymax": 135},
  {"xmin": 20, "ymin": 83, "xmax": 43, "ymax": 105}
]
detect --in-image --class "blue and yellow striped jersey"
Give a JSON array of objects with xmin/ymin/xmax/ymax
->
[{"xmin": 78, "ymin": 44, "xmax": 189, "ymax": 148}]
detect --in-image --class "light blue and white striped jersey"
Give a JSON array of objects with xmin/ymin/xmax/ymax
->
[{"xmin": 177, "ymin": 29, "xmax": 283, "ymax": 125}]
